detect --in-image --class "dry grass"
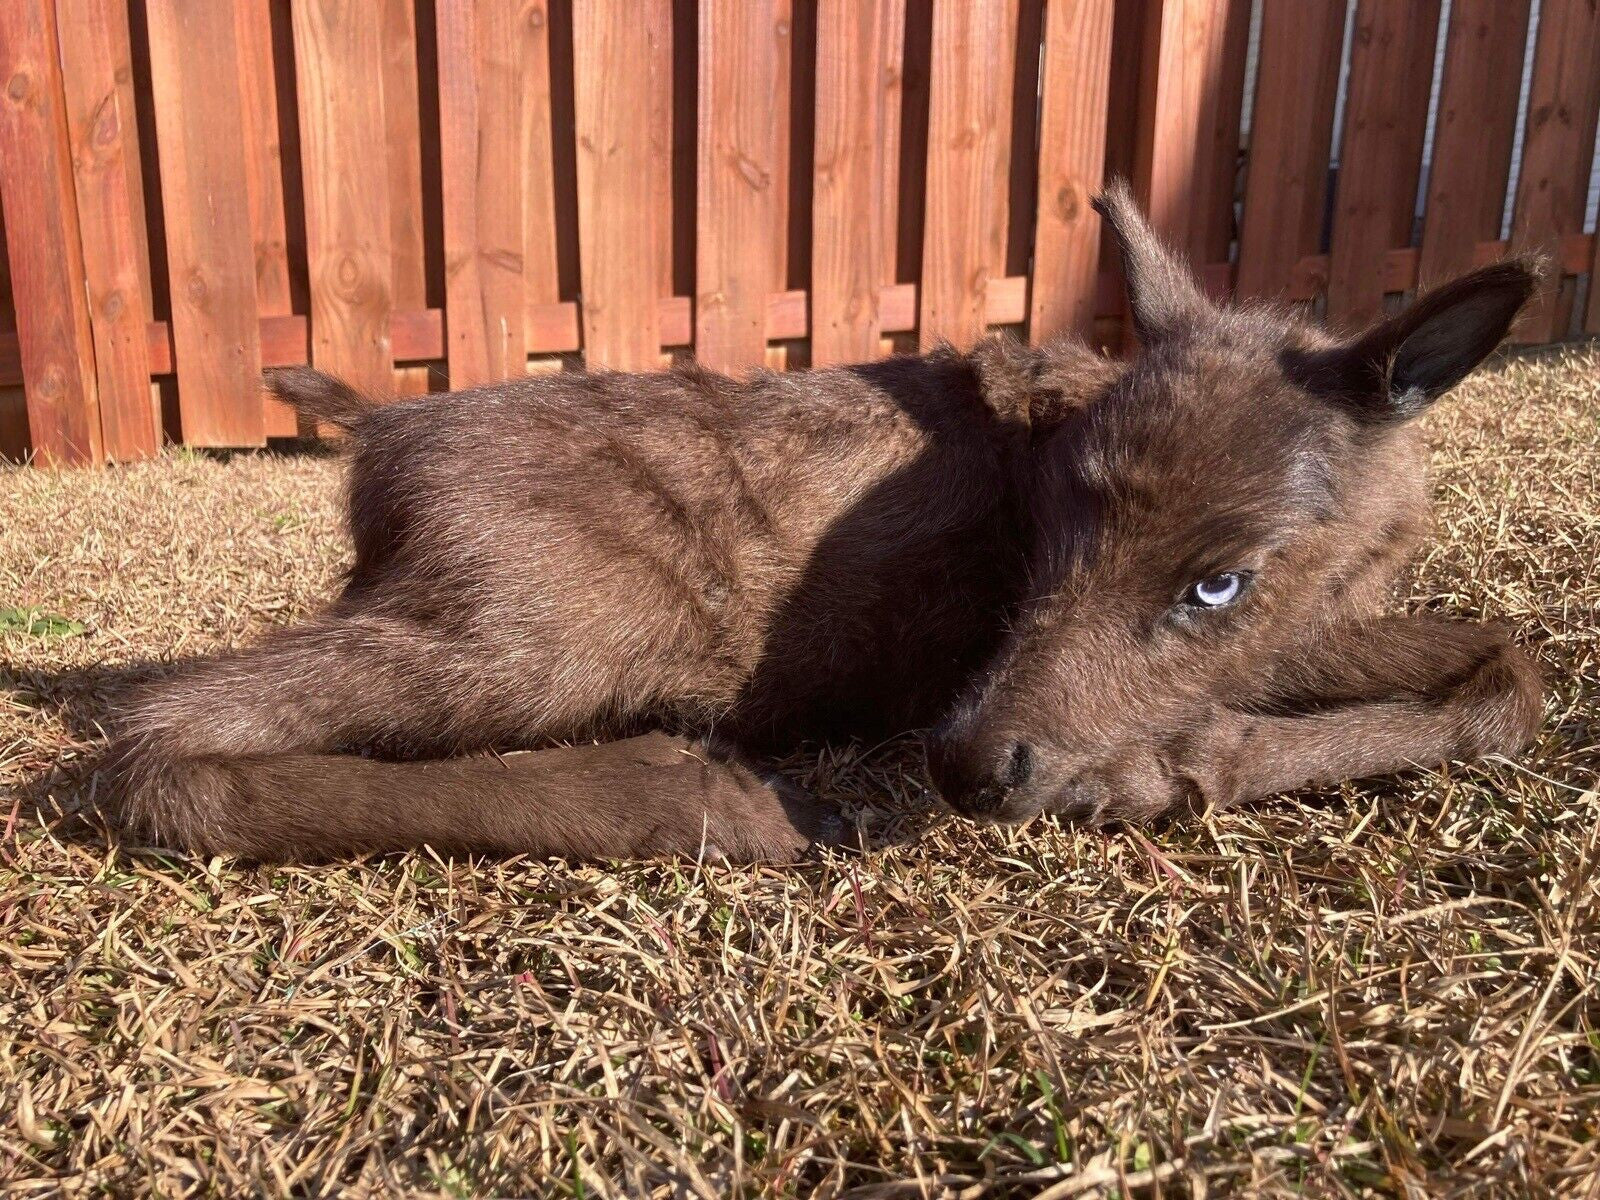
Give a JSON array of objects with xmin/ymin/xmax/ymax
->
[{"xmin": 1, "ymin": 347, "xmax": 1597, "ymax": 1199}]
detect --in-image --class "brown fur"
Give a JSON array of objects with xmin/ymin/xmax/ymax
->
[{"xmin": 108, "ymin": 185, "xmax": 1544, "ymax": 861}]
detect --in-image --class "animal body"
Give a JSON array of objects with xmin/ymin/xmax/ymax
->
[{"xmin": 110, "ymin": 186, "xmax": 1544, "ymax": 861}]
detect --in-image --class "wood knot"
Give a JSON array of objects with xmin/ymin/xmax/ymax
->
[
  {"xmin": 733, "ymin": 150, "xmax": 770, "ymax": 190},
  {"xmin": 1055, "ymin": 183, "xmax": 1083, "ymax": 221}
]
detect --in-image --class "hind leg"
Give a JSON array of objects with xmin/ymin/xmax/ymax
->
[{"xmin": 110, "ymin": 612, "xmax": 842, "ymax": 862}]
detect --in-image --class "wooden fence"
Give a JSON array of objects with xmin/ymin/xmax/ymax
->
[{"xmin": 1, "ymin": 1, "xmax": 1597, "ymax": 465}]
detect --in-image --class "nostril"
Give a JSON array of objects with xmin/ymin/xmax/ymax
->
[
  {"xmin": 1003, "ymin": 742, "xmax": 1034, "ymax": 790},
  {"xmin": 926, "ymin": 737, "xmax": 1036, "ymax": 819}
]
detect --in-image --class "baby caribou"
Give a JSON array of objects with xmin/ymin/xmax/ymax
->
[{"xmin": 110, "ymin": 185, "xmax": 1543, "ymax": 861}]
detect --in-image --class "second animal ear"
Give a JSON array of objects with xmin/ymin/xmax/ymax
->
[{"xmin": 1282, "ymin": 260, "xmax": 1540, "ymax": 423}]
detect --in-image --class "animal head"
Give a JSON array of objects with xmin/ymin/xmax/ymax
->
[{"xmin": 927, "ymin": 180, "xmax": 1538, "ymax": 825}]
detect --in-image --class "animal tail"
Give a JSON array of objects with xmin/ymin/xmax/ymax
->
[{"xmin": 265, "ymin": 366, "xmax": 377, "ymax": 433}]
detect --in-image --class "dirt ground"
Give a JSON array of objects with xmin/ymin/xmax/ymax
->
[{"xmin": 1, "ymin": 346, "xmax": 1597, "ymax": 1198}]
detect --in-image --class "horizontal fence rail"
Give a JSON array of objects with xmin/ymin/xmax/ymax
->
[{"xmin": 0, "ymin": 0, "xmax": 1597, "ymax": 464}]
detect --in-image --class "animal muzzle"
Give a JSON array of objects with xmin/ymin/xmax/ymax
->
[{"xmin": 924, "ymin": 733, "xmax": 1041, "ymax": 822}]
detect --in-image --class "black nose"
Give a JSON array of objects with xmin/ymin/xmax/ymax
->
[{"xmin": 927, "ymin": 738, "xmax": 1035, "ymax": 817}]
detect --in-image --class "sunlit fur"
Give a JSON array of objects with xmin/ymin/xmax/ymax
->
[{"xmin": 108, "ymin": 189, "xmax": 1544, "ymax": 861}]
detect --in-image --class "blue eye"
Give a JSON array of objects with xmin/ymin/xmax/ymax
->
[{"xmin": 1187, "ymin": 571, "xmax": 1246, "ymax": 609}]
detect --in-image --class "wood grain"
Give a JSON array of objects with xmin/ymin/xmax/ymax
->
[
  {"xmin": 572, "ymin": 1, "xmax": 666, "ymax": 370},
  {"xmin": 0, "ymin": 0, "xmax": 103, "ymax": 464},
  {"xmin": 236, "ymin": 0, "xmax": 299, "ymax": 433},
  {"xmin": 811, "ymin": 0, "xmax": 891, "ymax": 365},
  {"xmin": 1134, "ymin": 0, "xmax": 1251, "ymax": 258},
  {"xmin": 381, "ymin": 0, "xmax": 432, "ymax": 396},
  {"xmin": 876, "ymin": 0, "xmax": 905, "ymax": 294},
  {"xmin": 1417, "ymin": 0, "xmax": 1530, "ymax": 287},
  {"xmin": 1508, "ymin": 0, "xmax": 1600, "ymax": 341},
  {"xmin": 2, "ymin": 227, "xmax": 1595, "ymax": 394},
  {"xmin": 146, "ymin": 0, "xmax": 265, "ymax": 446},
  {"xmin": 56, "ymin": 0, "xmax": 158, "ymax": 459},
  {"xmin": 291, "ymin": 0, "xmax": 395, "ymax": 399},
  {"xmin": 382, "ymin": 0, "xmax": 427, "ymax": 314},
  {"xmin": 918, "ymin": 0, "xmax": 1019, "ymax": 350},
  {"xmin": 1030, "ymin": 0, "xmax": 1113, "ymax": 344},
  {"xmin": 696, "ymin": 0, "xmax": 782, "ymax": 371},
  {"xmin": 1235, "ymin": 0, "xmax": 1347, "ymax": 300},
  {"xmin": 439, "ymin": 0, "xmax": 525, "ymax": 386},
  {"xmin": 1324, "ymin": 0, "xmax": 1441, "ymax": 327},
  {"xmin": 520, "ymin": 0, "xmax": 562, "ymax": 318}
]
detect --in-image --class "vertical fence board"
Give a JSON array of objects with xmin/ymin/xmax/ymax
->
[
  {"xmin": 918, "ymin": 0, "xmax": 1019, "ymax": 350},
  {"xmin": 382, "ymin": 0, "xmax": 431, "ymax": 394},
  {"xmin": 1325, "ymin": 0, "xmax": 1441, "ymax": 327},
  {"xmin": 237, "ymin": 3, "xmax": 295, "ymax": 318},
  {"xmin": 1510, "ymin": 0, "xmax": 1600, "ymax": 342},
  {"xmin": 1235, "ymin": 0, "xmax": 1346, "ymax": 300},
  {"xmin": 1197, "ymin": 0, "xmax": 1250, "ymax": 266},
  {"xmin": 1030, "ymin": 0, "xmax": 1113, "ymax": 344},
  {"xmin": 876, "ymin": 0, "xmax": 905, "ymax": 295},
  {"xmin": 696, "ymin": 0, "xmax": 781, "ymax": 371},
  {"xmin": 520, "ymin": 0, "xmax": 562, "ymax": 321},
  {"xmin": 56, "ymin": 0, "xmax": 158, "ymax": 459},
  {"xmin": 1417, "ymin": 0, "xmax": 1530, "ymax": 287},
  {"xmin": 292, "ymin": 0, "xmax": 394, "ymax": 399},
  {"xmin": 811, "ymin": 0, "xmax": 887, "ymax": 365},
  {"xmin": 573, "ymin": 1, "xmax": 666, "ymax": 370},
  {"xmin": 1133, "ymin": 0, "xmax": 1250, "ymax": 270},
  {"xmin": 106, "ymin": 3, "xmax": 153, "ymax": 317},
  {"xmin": 237, "ymin": 0, "xmax": 299, "ymax": 432},
  {"xmin": 439, "ymin": 0, "xmax": 524, "ymax": 386},
  {"xmin": 147, "ymin": 0, "xmax": 264, "ymax": 446},
  {"xmin": 0, "ymin": 0, "xmax": 102, "ymax": 464},
  {"xmin": 382, "ymin": 0, "xmax": 427, "ymax": 314}
]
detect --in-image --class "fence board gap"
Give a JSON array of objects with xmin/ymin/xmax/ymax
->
[
  {"xmin": 382, "ymin": 0, "xmax": 431, "ymax": 396},
  {"xmin": 1004, "ymin": 0, "xmax": 1044, "ymax": 280},
  {"xmin": 893, "ymin": 3, "xmax": 931, "ymax": 290}
]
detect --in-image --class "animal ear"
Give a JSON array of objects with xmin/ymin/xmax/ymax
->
[
  {"xmin": 1284, "ymin": 259, "xmax": 1541, "ymax": 422},
  {"xmin": 1092, "ymin": 177, "xmax": 1215, "ymax": 342}
]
